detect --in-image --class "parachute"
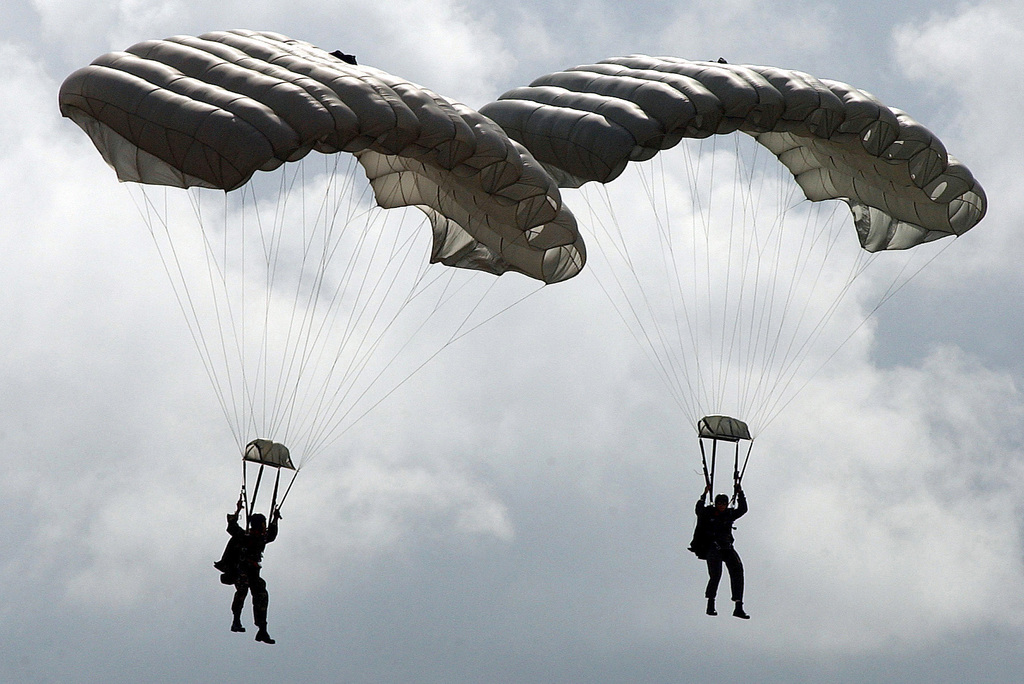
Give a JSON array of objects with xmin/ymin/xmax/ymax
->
[
  {"xmin": 59, "ymin": 30, "xmax": 585, "ymax": 516},
  {"xmin": 481, "ymin": 56, "xmax": 987, "ymax": 476},
  {"xmin": 59, "ymin": 29, "xmax": 585, "ymax": 282}
]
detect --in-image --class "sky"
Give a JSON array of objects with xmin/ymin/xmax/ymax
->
[{"xmin": 2, "ymin": 1, "xmax": 1023, "ymax": 682}]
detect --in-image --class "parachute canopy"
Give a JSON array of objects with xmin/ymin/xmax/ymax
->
[
  {"xmin": 698, "ymin": 416, "xmax": 751, "ymax": 442},
  {"xmin": 58, "ymin": 29, "xmax": 585, "ymax": 283},
  {"xmin": 244, "ymin": 440, "xmax": 295, "ymax": 470},
  {"xmin": 479, "ymin": 56, "xmax": 986, "ymax": 253}
]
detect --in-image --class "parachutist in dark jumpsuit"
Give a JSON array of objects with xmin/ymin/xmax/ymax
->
[
  {"xmin": 691, "ymin": 484, "xmax": 749, "ymax": 619},
  {"xmin": 215, "ymin": 505, "xmax": 280, "ymax": 643}
]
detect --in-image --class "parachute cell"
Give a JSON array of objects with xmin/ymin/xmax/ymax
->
[{"xmin": 59, "ymin": 29, "xmax": 585, "ymax": 283}]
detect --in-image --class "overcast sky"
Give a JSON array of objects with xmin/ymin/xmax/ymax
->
[{"xmin": 2, "ymin": 1, "xmax": 1023, "ymax": 682}]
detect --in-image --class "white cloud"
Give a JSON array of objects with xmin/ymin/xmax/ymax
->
[
  {"xmin": 893, "ymin": 1, "xmax": 1024, "ymax": 276},
  {"xmin": 894, "ymin": 1, "xmax": 1024, "ymax": 86},
  {"xmin": 63, "ymin": 473, "xmax": 210, "ymax": 608},
  {"xmin": 750, "ymin": 345, "xmax": 1024, "ymax": 650},
  {"xmin": 276, "ymin": 456, "xmax": 514, "ymax": 591},
  {"xmin": 358, "ymin": 0, "xmax": 514, "ymax": 105},
  {"xmin": 27, "ymin": 0, "xmax": 513, "ymax": 106},
  {"xmin": 655, "ymin": 0, "xmax": 840, "ymax": 65}
]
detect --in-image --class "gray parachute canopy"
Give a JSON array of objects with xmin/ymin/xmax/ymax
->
[
  {"xmin": 244, "ymin": 440, "xmax": 294, "ymax": 470},
  {"xmin": 697, "ymin": 416, "xmax": 751, "ymax": 442},
  {"xmin": 479, "ymin": 56, "xmax": 986, "ymax": 252},
  {"xmin": 59, "ymin": 29, "xmax": 585, "ymax": 283}
]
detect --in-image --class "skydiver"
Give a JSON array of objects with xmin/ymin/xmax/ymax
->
[
  {"xmin": 691, "ymin": 483, "xmax": 749, "ymax": 619},
  {"xmin": 215, "ymin": 499, "xmax": 281, "ymax": 643}
]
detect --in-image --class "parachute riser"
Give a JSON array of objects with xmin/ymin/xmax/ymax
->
[
  {"xmin": 245, "ymin": 463, "xmax": 266, "ymax": 525},
  {"xmin": 240, "ymin": 460, "xmax": 298, "ymax": 527},
  {"xmin": 736, "ymin": 440, "xmax": 754, "ymax": 488},
  {"xmin": 698, "ymin": 439, "xmax": 713, "ymax": 493},
  {"xmin": 275, "ymin": 469, "xmax": 300, "ymax": 512},
  {"xmin": 700, "ymin": 437, "xmax": 751, "ymax": 504}
]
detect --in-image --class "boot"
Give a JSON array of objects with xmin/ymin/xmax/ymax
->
[
  {"xmin": 733, "ymin": 601, "xmax": 750, "ymax": 619},
  {"xmin": 255, "ymin": 627, "xmax": 276, "ymax": 644},
  {"xmin": 706, "ymin": 598, "xmax": 717, "ymax": 616},
  {"xmin": 231, "ymin": 615, "xmax": 245, "ymax": 633}
]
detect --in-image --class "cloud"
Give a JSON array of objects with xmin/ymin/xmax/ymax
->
[
  {"xmin": 893, "ymin": 1, "xmax": 1024, "ymax": 274},
  {"xmin": 26, "ymin": 0, "xmax": 514, "ymax": 107},
  {"xmin": 751, "ymin": 345, "xmax": 1024, "ymax": 650},
  {"xmin": 894, "ymin": 1, "xmax": 1024, "ymax": 90},
  {"xmin": 286, "ymin": 455, "xmax": 514, "ymax": 568},
  {"xmin": 654, "ymin": 0, "xmax": 841, "ymax": 66}
]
